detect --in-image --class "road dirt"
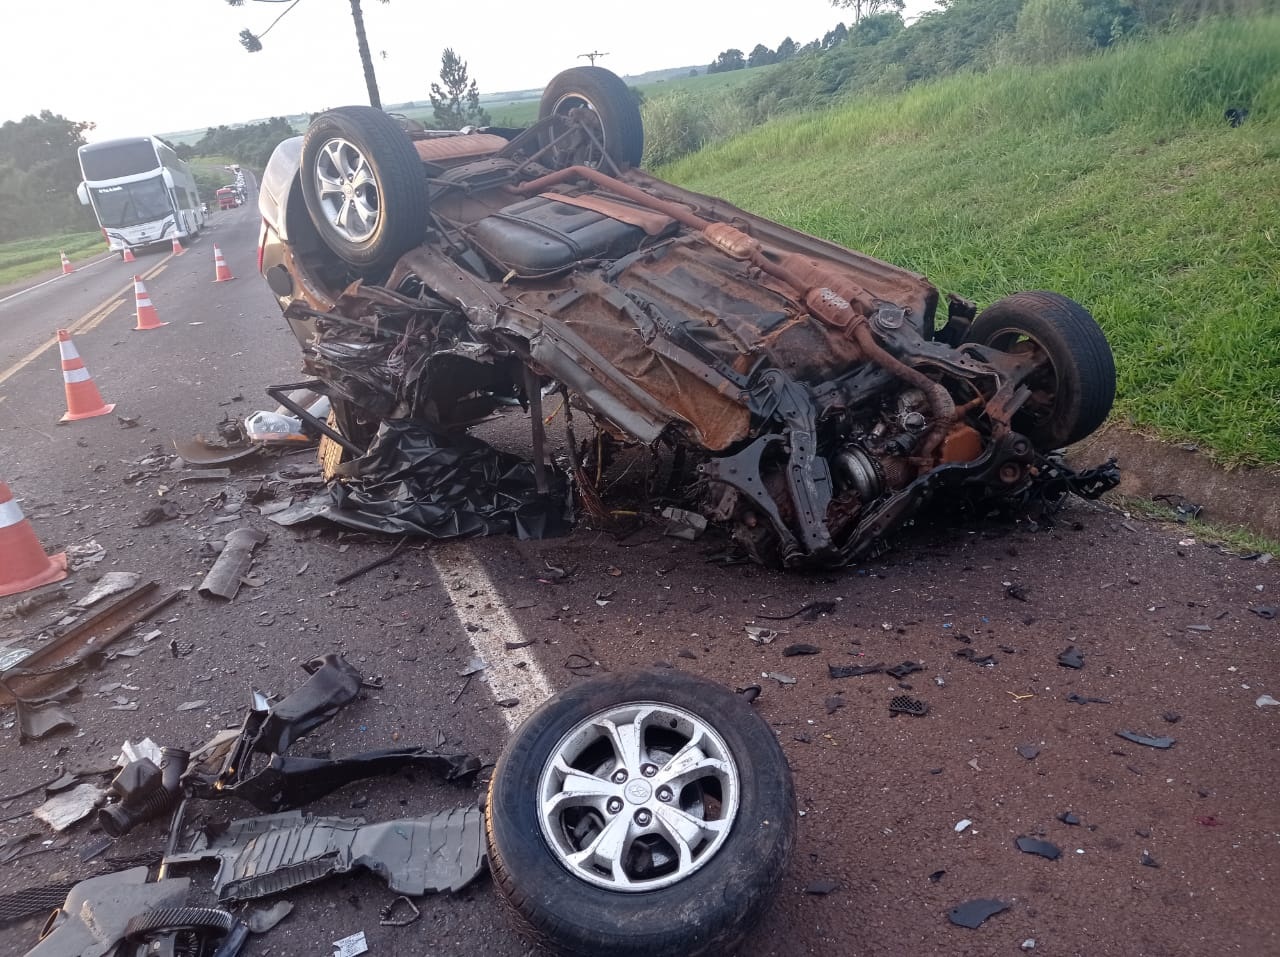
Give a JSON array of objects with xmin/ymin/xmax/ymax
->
[{"xmin": 0, "ymin": 209, "xmax": 1277, "ymax": 957}]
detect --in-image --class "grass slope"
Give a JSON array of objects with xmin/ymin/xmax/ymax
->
[
  {"xmin": 661, "ymin": 18, "xmax": 1280, "ymax": 466},
  {"xmin": 0, "ymin": 232, "xmax": 108, "ymax": 287}
]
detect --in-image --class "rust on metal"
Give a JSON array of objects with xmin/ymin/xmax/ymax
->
[{"xmin": 0, "ymin": 581, "xmax": 181, "ymax": 705}]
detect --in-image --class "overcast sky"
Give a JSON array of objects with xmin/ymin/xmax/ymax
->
[{"xmin": 4, "ymin": 1, "xmax": 938, "ymax": 141}]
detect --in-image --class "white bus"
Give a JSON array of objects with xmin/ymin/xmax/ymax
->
[{"xmin": 76, "ymin": 136, "xmax": 206, "ymax": 252}]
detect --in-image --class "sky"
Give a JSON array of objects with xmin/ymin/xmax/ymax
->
[{"xmin": 3, "ymin": 0, "xmax": 937, "ymax": 142}]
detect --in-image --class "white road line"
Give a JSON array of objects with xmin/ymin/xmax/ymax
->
[
  {"xmin": 430, "ymin": 544, "xmax": 552, "ymax": 730},
  {"xmin": 0, "ymin": 253, "xmax": 116, "ymax": 307}
]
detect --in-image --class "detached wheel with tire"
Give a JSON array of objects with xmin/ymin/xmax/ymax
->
[
  {"xmin": 966, "ymin": 291, "xmax": 1116, "ymax": 450},
  {"xmin": 538, "ymin": 66, "xmax": 644, "ymax": 169},
  {"xmin": 486, "ymin": 670, "xmax": 796, "ymax": 957},
  {"xmin": 300, "ymin": 106, "xmax": 427, "ymax": 280}
]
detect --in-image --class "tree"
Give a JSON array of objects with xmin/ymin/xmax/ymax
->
[
  {"xmin": 429, "ymin": 49, "xmax": 491, "ymax": 130},
  {"xmin": 748, "ymin": 43, "xmax": 776, "ymax": 68},
  {"xmin": 0, "ymin": 111, "xmax": 97, "ymax": 241},
  {"xmin": 225, "ymin": 0, "xmax": 390, "ymax": 109},
  {"xmin": 823, "ymin": 22, "xmax": 850, "ymax": 48},
  {"xmin": 776, "ymin": 36, "xmax": 798, "ymax": 60},
  {"xmin": 831, "ymin": 0, "xmax": 905, "ymax": 23},
  {"xmin": 707, "ymin": 48, "xmax": 746, "ymax": 74}
]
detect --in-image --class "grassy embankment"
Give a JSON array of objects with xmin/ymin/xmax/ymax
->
[
  {"xmin": 0, "ymin": 232, "xmax": 109, "ymax": 287},
  {"xmin": 661, "ymin": 18, "xmax": 1280, "ymax": 466}
]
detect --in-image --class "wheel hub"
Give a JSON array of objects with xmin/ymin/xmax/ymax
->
[{"xmin": 623, "ymin": 779, "xmax": 652, "ymax": 805}]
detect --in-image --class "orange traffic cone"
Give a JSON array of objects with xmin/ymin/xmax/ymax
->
[
  {"xmin": 171, "ymin": 236, "xmax": 185, "ymax": 256},
  {"xmin": 212, "ymin": 245, "xmax": 235, "ymax": 282},
  {"xmin": 0, "ymin": 482, "xmax": 68, "ymax": 598},
  {"xmin": 132, "ymin": 276, "xmax": 167, "ymax": 331},
  {"xmin": 60, "ymin": 252, "xmax": 74, "ymax": 275},
  {"xmin": 122, "ymin": 247, "xmax": 136, "ymax": 263},
  {"xmin": 57, "ymin": 330, "xmax": 115, "ymax": 421}
]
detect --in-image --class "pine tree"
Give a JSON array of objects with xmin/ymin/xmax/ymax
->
[{"xmin": 429, "ymin": 49, "xmax": 491, "ymax": 130}]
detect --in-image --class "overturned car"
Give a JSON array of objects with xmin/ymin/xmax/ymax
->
[{"xmin": 258, "ymin": 66, "xmax": 1117, "ymax": 568}]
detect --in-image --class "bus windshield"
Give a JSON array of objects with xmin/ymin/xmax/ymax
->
[
  {"xmin": 90, "ymin": 176, "xmax": 172, "ymax": 228},
  {"xmin": 80, "ymin": 140, "xmax": 160, "ymax": 180}
]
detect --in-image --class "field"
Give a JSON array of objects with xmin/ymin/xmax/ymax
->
[
  {"xmin": 661, "ymin": 18, "xmax": 1280, "ymax": 466},
  {"xmin": 0, "ymin": 232, "xmax": 108, "ymax": 287}
]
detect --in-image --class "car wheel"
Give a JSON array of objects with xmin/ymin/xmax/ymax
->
[
  {"xmin": 300, "ymin": 106, "xmax": 427, "ymax": 280},
  {"xmin": 966, "ymin": 291, "xmax": 1116, "ymax": 449},
  {"xmin": 486, "ymin": 669, "xmax": 795, "ymax": 957},
  {"xmin": 538, "ymin": 66, "xmax": 644, "ymax": 169}
]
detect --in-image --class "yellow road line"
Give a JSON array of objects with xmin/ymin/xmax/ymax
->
[{"xmin": 79, "ymin": 297, "xmax": 125, "ymax": 334}]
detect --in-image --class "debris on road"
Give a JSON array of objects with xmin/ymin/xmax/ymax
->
[
  {"xmin": 763, "ymin": 671, "xmax": 797, "ymax": 685},
  {"xmin": 947, "ymin": 898, "xmax": 1010, "ymax": 928},
  {"xmin": 73, "ymin": 571, "xmax": 141, "ymax": 609},
  {"xmin": 379, "ymin": 895, "xmax": 421, "ymax": 926},
  {"xmin": 1058, "ymin": 811, "xmax": 1082, "ymax": 826},
  {"xmin": 889, "ymin": 694, "xmax": 929, "ymax": 716},
  {"xmin": 165, "ymin": 806, "xmax": 487, "ymax": 901},
  {"xmin": 1057, "ymin": 645, "xmax": 1085, "ymax": 669},
  {"xmin": 1066, "ymin": 693, "xmax": 1110, "ymax": 705},
  {"xmin": 33, "ymin": 783, "xmax": 105, "ymax": 831},
  {"xmin": 247, "ymin": 900, "xmax": 295, "ymax": 933},
  {"xmin": 1015, "ymin": 836, "xmax": 1062, "ymax": 860},
  {"xmin": 198, "ymin": 527, "xmax": 267, "ymax": 600},
  {"xmin": 332, "ymin": 931, "xmax": 369, "ymax": 957},
  {"xmin": 1116, "ymin": 730, "xmax": 1176, "ymax": 749},
  {"xmin": 759, "ymin": 600, "xmax": 838, "ymax": 621},
  {"xmin": 661, "ymin": 506, "xmax": 707, "ymax": 540},
  {"xmin": 804, "ymin": 879, "xmax": 839, "ymax": 895},
  {"xmin": 1256, "ymin": 694, "xmax": 1280, "ymax": 708},
  {"xmin": 828, "ymin": 662, "xmax": 884, "ymax": 678},
  {"xmin": 955, "ymin": 819, "xmax": 973, "ymax": 833},
  {"xmin": 885, "ymin": 661, "xmax": 924, "ymax": 679},
  {"xmin": 746, "ymin": 625, "xmax": 780, "ymax": 645},
  {"xmin": 783, "ymin": 643, "xmax": 821, "ymax": 656},
  {"xmin": 1016, "ymin": 743, "xmax": 1041, "ymax": 760}
]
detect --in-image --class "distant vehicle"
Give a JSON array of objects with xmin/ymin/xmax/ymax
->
[
  {"xmin": 76, "ymin": 136, "xmax": 205, "ymax": 252},
  {"xmin": 216, "ymin": 186, "xmax": 241, "ymax": 210}
]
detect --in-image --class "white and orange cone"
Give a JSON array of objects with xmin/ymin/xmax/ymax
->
[
  {"xmin": 57, "ymin": 330, "xmax": 115, "ymax": 422},
  {"xmin": 122, "ymin": 247, "xmax": 136, "ymax": 263},
  {"xmin": 212, "ymin": 245, "xmax": 235, "ymax": 282},
  {"xmin": 132, "ymin": 275, "xmax": 167, "ymax": 331},
  {"xmin": 171, "ymin": 236, "xmax": 185, "ymax": 256},
  {"xmin": 60, "ymin": 251, "xmax": 74, "ymax": 275},
  {"xmin": 0, "ymin": 481, "xmax": 68, "ymax": 598}
]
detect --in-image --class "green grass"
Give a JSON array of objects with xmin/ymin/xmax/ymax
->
[
  {"xmin": 0, "ymin": 231, "xmax": 109, "ymax": 286},
  {"xmin": 661, "ymin": 17, "xmax": 1280, "ymax": 466}
]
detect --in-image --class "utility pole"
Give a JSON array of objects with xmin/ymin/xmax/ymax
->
[{"xmin": 578, "ymin": 51, "xmax": 608, "ymax": 66}]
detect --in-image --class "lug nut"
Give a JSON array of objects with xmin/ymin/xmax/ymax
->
[
  {"xmin": 635, "ymin": 809, "xmax": 652, "ymax": 826},
  {"xmin": 641, "ymin": 764, "xmax": 657, "ymax": 778},
  {"xmin": 607, "ymin": 798, "xmax": 623, "ymax": 814},
  {"xmin": 657, "ymin": 786, "xmax": 673, "ymax": 802},
  {"xmin": 612, "ymin": 769, "xmax": 628, "ymax": 784}
]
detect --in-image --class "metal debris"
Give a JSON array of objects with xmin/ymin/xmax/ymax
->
[
  {"xmin": 199, "ymin": 527, "xmax": 268, "ymax": 600},
  {"xmin": 1116, "ymin": 730, "xmax": 1176, "ymax": 749},
  {"xmin": 746, "ymin": 625, "xmax": 779, "ymax": 645},
  {"xmin": 33, "ymin": 783, "xmax": 105, "ymax": 832},
  {"xmin": 73, "ymin": 572, "xmax": 141, "ymax": 609},
  {"xmin": 379, "ymin": 895, "xmax": 421, "ymax": 926},
  {"xmin": 763, "ymin": 671, "xmax": 796, "ymax": 685}
]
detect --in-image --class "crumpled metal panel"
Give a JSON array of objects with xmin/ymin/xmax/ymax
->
[{"xmin": 165, "ymin": 807, "xmax": 486, "ymax": 902}]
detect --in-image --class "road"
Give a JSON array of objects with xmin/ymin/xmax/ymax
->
[{"xmin": 0, "ymin": 188, "xmax": 1277, "ymax": 957}]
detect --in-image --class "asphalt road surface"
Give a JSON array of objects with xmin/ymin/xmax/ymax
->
[{"xmin": 0, "ymin": 189, "xmax": 1277, "ymax": 957}]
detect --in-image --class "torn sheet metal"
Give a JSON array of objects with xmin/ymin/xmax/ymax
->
[
  {"xmin": 12, "ymin": 695, "xmax": 76, "ymax": 742},
  {"xmin": 165, "ymin": 806, "xmax": 487, "ymax": 901},
  {"xmin": 173, "ymin": 433, "xmax": 261, "ymax": 466},
  {"xmin": 33, "ymin": 783, "xmax": 106, "ymax": 832},
  {"xmin": 25, "ymin": 867, "xmax": 193, "ymax": 957},
  {"xmin": 327, "ymin": 420, "xmax": 571, "ymax": 541},
  {"xmin": 199, "ymin": 528, "xmax": 267, "ymax": 600},
  {"xmin": 73, "ymin": 572, "xmax": 141, "ymax": 609}
]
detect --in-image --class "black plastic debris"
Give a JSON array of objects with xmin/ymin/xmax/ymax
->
[
  {"xmin": 1140, "ymin": 851, "xmax": 1161, "ymax": 868},
  {"xmin": 1057, "ymin": 646, "xmax": 1084, "ymax": 669},
  {"xmin": 1249, "ymin": 605, "xmax": 1277, "ymax": 620},
  {"xmin": 256, "ymin": 654, "xmax": 362, "ymax": 755},
  {"xmin": 164, "ymin": 806, "xmax": 487, "ymax": 902},
  {"xmin": 947, "ymin": 898, "xmax": 1010, "ymax": 929},
  {"xmin": 804, "ymin": 879, "xmax": 839, "ymax": 895},
  {"xmin": 824, "ymin": 696, "xmax": 845, "ymax": 715},
  {"xmin": 1015, "ymin": 743, "xmax": 1041, "ymax": 761},
  {"xmin": 759, "ymin": 600, "xmax": 838, "ymax": 621},
  {"xmin": 885, "ymin": 661, "xmax": 924, "ymax": 679},
  {"xmin": 1015, "ymin": 836, "xmax": 1061, "ymax": 860},
  {"xmin": 828, "ymin": 662, "xmax": 884, "ymax": 679},
  {"xmin": 1162, "ymin": 711, "xmax": 1182, "ymax": 724},
  {"xmin": 889, "ymin": 694, "xmax": 929, "ymax": 716},
  {"xmin": 955, "ymin": 648, "xmax": 996, "ymax": 667},
  {"xmin": 1005, "ymin": 583, "xmax": 1030, "ymax": 602},
  {"xmin": 737, "ymin": 685, "xmax": 762, "ymax": 703},
  {"xmin": 1116, "ymin": 730, "xmax": 1176, "ymax": 750},
  {"xmin": 928, "ymin": 869, "xmax": 946, "ymax": 883},
  {"xmin": 326, "ymin": 420, "xmax": 571, "ymax": 540},
  {"xmin": 783, "ymin": 643, "xmax": 821, "ymax": 657},
  {"xmin": 1057, "ymin": 811, "xmax": 1081, "ymax": 826},
  {"xmin": 1066, "ymin": 693, "xmax": 1110, "ymax": 705}
]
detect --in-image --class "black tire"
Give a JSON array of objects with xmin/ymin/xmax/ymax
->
[
  {"xmin": 487, "ymin": 670, "xmax": 796, "ymax": 957},
  {"xmin": 966, "ymin": 291, "xmax": 1116, "ymax": 449},
  {"xmin": 538, "ymin": 66, "xmax": 644, "ymax": 168},
  {"xmin": 300, "ymin": 106, "xmax": 427, "ymax": 280}
]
